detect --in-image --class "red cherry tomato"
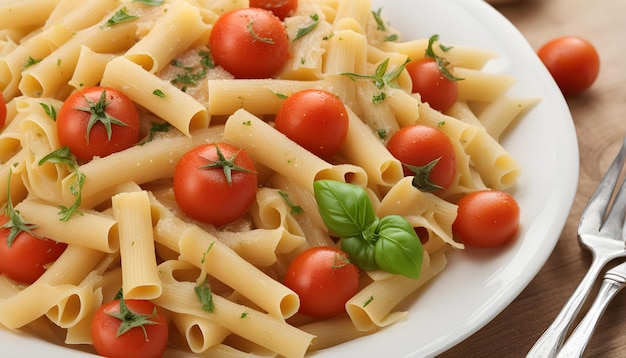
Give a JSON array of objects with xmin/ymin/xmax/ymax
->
[
  {"xmin": 452, "ymin": 190, "xmax": 520, "ymax": 248},
  {"xmin": 91, "ymin": 298, "xmax": 168, "ymax": 358},
  {"xmin": 386, "ymin": 124, "xmax": 457, "ymax": 192},
  {"xmin": 284, "ymin": 246, "xmax": 360, "ymax": 318},
  {"xmin": 173, "ymin": 143, "xmax": 258, "ymax": 227},
  {"xmin": 56, "ymin": 86, "xmax": 140, "ymax": 162},
  {"xmin": 0, "ymin": 92, "xmax": 7, "ymax": 129},
  {"xmin": 537, "ymin": 36, "xmax": 600, "ymax": 96},
  {"xmin": 209, "ymin": 8, "xmax": 290, "ymax": 79},
  {"xmin": 249, "ymin": 0, "xmax": 298, "ymax": 20},
  {"xmin": 274, "ymin": 89, "xmax": 349, "ymax": 159},
  {"xmin": 406, "ymin": 58, "xmax": 458, "ymax": 112},
  {"xmin": 0, "ymin": 214, "xmax": 67, "ymax": 284}
]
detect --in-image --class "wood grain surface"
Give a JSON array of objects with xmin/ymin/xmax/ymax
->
[{"xmin": 440, "ymin": 0, "xmax": 626, "ymax": 357}]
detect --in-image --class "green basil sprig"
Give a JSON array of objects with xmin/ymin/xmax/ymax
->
[{"xmin": 313, "ymin": 180, "xmax": 423, "ymax": 279}]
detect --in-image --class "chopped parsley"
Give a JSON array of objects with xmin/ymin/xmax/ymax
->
[
  {"xmin": 1, "ymin": 170, "xmax": 38, "ymax": 247},
  {"xmin": 132, "ymin": 0, "xmax": 164, "ymax": 5},
  {"xmin": 24, "ymin": 56, "xmax": 42, "ymax": 69},
  {"xmin": 138, "ymin": 122, "xmax": 170, "ymax": 145},
  {"xmin": 103, "ymin": 7, "xmax": 138, "ymax": 28},
  {"xmin": 39, "ymin": 103, "xmax": 57, "ymax": 121},
  {"xmin": 371, "ymin": 8, "xmax": 386, "ymax": 31},
  {"xmin": 425, "ymin": 34, "xmax": 464, "ymax": 82},
  {"xmin": 152, "ymin": 89, "xmax": 166, "ymax": 98},
  {"xmin": 170, "ymin": 51, "xmax": 214, "ymax": 90},
  {"xmin": 38, "ymin": 147, "xmax": 85, "ymax": 221},
  {"xmin": 195, "ymin": 275, "xmax": 215, "ymax": 313},
  {"xmin": 293, "ymin": 14, "xmax": 320, "ymax": 41},
  {"xmin": 279, "ymin": 191, "xmax": 304, "ymax": 215}
]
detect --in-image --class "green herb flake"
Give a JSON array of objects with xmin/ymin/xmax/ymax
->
[
  {"xmin": 384, "ymin": 34, "xmax": 398, "ymax": 42},
  {"xmin": 363, "ymin": 296, "xmax": 374, "ymax": 307},
  {"xmin": 377, "ymin": 128, "xmax": 387, "ymax": 139},
  {"xmin": 372, "ymin": 8, "xmax": 386, "ymax": 31},
  {"xmin": 132, "ymin": 0, "xmax": 165, "ymax": 5},
  {"xmin": 24, "ymin": 56, "xmax": 42, "ymax": 69},
  {"xmin": 152, "ymin": 89, "xmax": 166, "ymax": 98},
  {"xmin": 269, "ymin": 89, "xmax": 288, "ymax": 99},
  {"xmin": 240, "ymin": 311, "xmax": 249, "ymax": 318},
  {"xmin": 198, "ymin": 50, "xmax": 214, "ymax": 69},
  {"xmin": 195, "ymin": 275, "xmax": 215, "ymax": 313},
  {"xmin": 170, "ymin": 51, "xmax": 213, "ymax": 88},
  {"xmin": 293, "ymin": 14, "xmax": 320, "ymax": 41},
  {"xmin": 201, "ymin": 242, "xmax": 215, "ymax": 264},
  {"xmin": 372, "ymin": 92, "xmax": 386, "ymax": 104},
  {"xmin": 341, "ymin": 57, "xmax": 410, "ymax": 90},
  {"xmin": 39, "ymin": 103, "xmax": 57, "ymax": 121},
  {"xmin": 279, "ymin": 191, "xmax": 304, "ymax": 215},
  {"xmin": 248, "ymin": 19, "xmax": 274, "ymax": 44},
  {"xmin": 139, "ymin": 122, "xmax": 170, "ymax": 145},
  {"xmin": 38, "ymin": 147, "xmax": 85, "ymax": 221},
  {"xmin": 103, "ymin": 7, "xmax": 138, "ymax": 28},
  {"xmin": 424, "ymin": 34, "xmax": 464, "ymax": 82},
  {"xmin": 1, "ymin": 169, "xmax": 38, "ymax": 247}
]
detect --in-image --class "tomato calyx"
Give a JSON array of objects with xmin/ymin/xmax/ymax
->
[
  {"xmin": 108, "ymin": 293, "xmax": 159, "ymax": 339},
  {"xmin": 75, "ymin": 89, "xmax": 129, "ymax": 144},
  {"xmin": 1, "ymin": 170, "xmax": 38, "ymax": 247},
  {"xmin": 331, "ymin": 251, "xmax": 351, "ymax": 269},
  {"xmin": 199, "ymin": 144, "xmax": 256, "ymax": 186},
  {"xmin": 424, "ymin": 34, "xmax": 464, "ymax": 82},
  {"xmin": 405, "ymin": 157, "xmax": 444, "ymax": 192}
]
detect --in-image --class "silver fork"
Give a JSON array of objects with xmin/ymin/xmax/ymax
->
[
  {"xmin": 527, "ymin": 137, "xmax": 626, "ymax": 358},
  {"xmin": 556, "ymin": 259, "xmax": 626, "ymax": 357}
]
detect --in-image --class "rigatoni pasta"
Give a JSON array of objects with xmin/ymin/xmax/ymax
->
[{"xmin": 0, "ymin": 0, "xmax": 537, "ymax": 357}]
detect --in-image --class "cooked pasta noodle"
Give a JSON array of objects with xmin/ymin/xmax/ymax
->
[{"xmin": 0, "ymin": 0, "xmax": 536, "ymax": 356}]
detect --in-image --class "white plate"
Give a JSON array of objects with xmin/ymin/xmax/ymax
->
[{"xmin": 0, "ymin": 0, "xmax": 578, "ymax": 357}]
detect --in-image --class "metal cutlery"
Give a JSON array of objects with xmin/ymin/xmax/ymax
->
[
  {"xmin": 556, "ymin": 259, "xmax": 626, "ymax": 357},
  {"xmin": 527, "ymin": 137, "xmax": 626, "ymax": 358}
]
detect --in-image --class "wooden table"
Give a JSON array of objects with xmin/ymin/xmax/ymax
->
[{"xmin": 441, "ymin": 0, "xmax": 626, "ymax": 357}]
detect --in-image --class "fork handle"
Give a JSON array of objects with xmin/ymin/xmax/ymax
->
[
  {"xmin": 527, "ymin": 257, "xmax": 607, "ymax": 358},
  {"xmin": 556, "ymin": 278, "xmax": 624, "ymax": 358}
]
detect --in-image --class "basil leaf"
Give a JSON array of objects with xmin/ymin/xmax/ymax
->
[
  {"xmin": 341, "ymin": 230, "xmax": 379, "ymax": 271},
  {"xmin": 374, "ymin": 215, "xmax": 423, "ymax": 279},
  {"xmin": 313, "ymin": 180, "xmax": 377, "ymax": 237}
]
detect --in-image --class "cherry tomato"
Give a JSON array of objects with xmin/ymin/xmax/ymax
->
[
  {"xmin": 452, "ymin": 190, "xmax": 520, "ymax": 248},
  {"xmin": 406, "ymin": 58, "xmax": 458, "ymax": 112},
  {"xmin": 537, "ymin": 36, "xmax": 600, "ymax": 96},
  {"xmin": 0, "ymin": 92, "xmax": 7, "ymax": 129},
  {"xmin": 209, "ymin": 8, "xmax": 290, "ymax": 79},
  {"xmin": 173, "ymin": 143, "xmax": 258, "ymax": 227},
  {"xmin": 91, "ymin": 298, "xmax": 168, "ymax": 358},
  {"xmin": 56, "ymin": 86, "xmax": 140, "ymax": 162},
  {"xmin": 0, "ymin": 214, "xmax": 67, "ymax": 284},
  {"xmin": 274, "ymin": 89, "xmax": 349, "ymax": 159},
  {"xmin": 249, "ymin": 0, "xmax": 298, "ymax": 20},
  {"xmin": 284, "ymin": 246, "xmax": 359, "ymax": 318},
  {"xmin": 386, "ymin": 124, "xmax": 457, "ymax": 192}
]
